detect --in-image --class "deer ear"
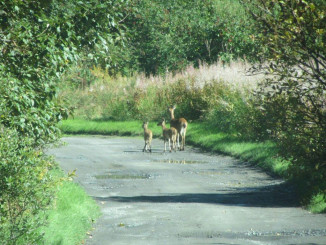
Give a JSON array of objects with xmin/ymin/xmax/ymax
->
[{"xmin": 173, "ymin": 105, "xmax": 177, "ymax": 109}]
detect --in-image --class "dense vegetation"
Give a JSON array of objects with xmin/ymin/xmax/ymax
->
[
  {"xmin": 122, "ymin": 0, "xmax": 257, "ymax": 75},
  {"xmin": 1, "ymin": 0, "xmax": 325, "ymax": 243},
  {"xmin": 242, "ymin": 0, "xmax": 326, "ymax": 206},
  {"xmin": 0, "ymin": 0, "xmax": 125, "ymax": 243}
]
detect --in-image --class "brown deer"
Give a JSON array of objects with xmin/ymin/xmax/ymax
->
[
  {"xmin": 142, "ymin": 122, "xmax": 152, "ymax": 153},
  {"xmin": 157, "ymin": 118, "xmax": 177, "ymax": 152},
  {"xmin": 168, "ymin": 105, "xmax": 187, "ymax": 151}
]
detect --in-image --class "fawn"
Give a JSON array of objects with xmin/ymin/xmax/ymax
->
[
  {"xmin": 157, "ymin": 118, "xmax": 177, "ymax": 152},
  {"xmin": 168, "ymin": 105, "xmax": 187, "ymax": 151},
  {"xmin": 142, "ymin": 121, "xmax": 152, "ymax": 153}
]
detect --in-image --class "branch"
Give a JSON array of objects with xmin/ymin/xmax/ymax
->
[{"xmin": 118, "ymin": 13, "xmax": 130, "ymax": 24}]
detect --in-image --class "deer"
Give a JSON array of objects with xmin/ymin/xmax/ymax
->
[
  {"xmin": 142, "ymin": 121, "xmax": 152, "ymax": 153},
  {"xmin": 157, "ymin": 118, "xmax": 177, "ymax": 152},
  {"xmin": 168, "ymin": 105, "xmax": 188, "ymax": 151}
]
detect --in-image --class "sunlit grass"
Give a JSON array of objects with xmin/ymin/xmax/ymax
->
[
  {"xmin": 59, "ymin": 118, "xmax": 162, "ymax": 136},
  {"xmin": 187, "ymin": 123, "xmax": 290, "ymax": 177},
  {"xmin": 308, "ymin": 194, "xmax": 326, "ymax": 214},
  {"xmin": 42, "ymin": 169, "xmax": 100, "ymax": 245}
]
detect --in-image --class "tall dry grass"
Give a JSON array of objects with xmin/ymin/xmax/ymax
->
[
  {"xmin": 58, "ymin": 61, "xmax": 263, "ymax": 121},
  {"xmin": 135, "ymin": 60, "xmax": 263, "ymax": 90}
]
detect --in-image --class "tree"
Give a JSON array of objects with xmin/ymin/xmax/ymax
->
[
  {"xmin": 241, "ymin": 0, "xmax": 326, "ymax": 189},
  {"xmin": 0, "ymin": 0, "xmax": 128, "ymax": 242},
  {"xmin": 124, "ymin": 0, "xmax": 257, "ymax": 75},
  {"xmin": 0, "ymin": 0, "xmax": 128, "ymax": 145}
]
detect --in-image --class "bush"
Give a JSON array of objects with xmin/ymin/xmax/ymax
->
[
  {"xmin": 0, "ymin": 127, "xmax": 59, "ymax": 244},
  {"xmin": 204, "ymin": 82, "xmax": 250, "ymax": 134},
  {"xmin": 239, "ymin": 0, "xmax": 326, "ymax": 203},
  {"xmin": 0, "ymin": 77, "xmax": 68, "ymax": 147}
]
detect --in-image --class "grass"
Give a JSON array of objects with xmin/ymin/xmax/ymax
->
[
  {"xmin": 59, "ymin": 118, "xmax": 162, "ymax": 137},
  {"xmin": 308, "ymin": 194, "xmax": 326, "ymax": 214},
  {"xmin": 42, "ymin": 168, "xmax": 101, "ymax": 245},
  {"xmin": 186, "ymin": 123, "xmax": 290, "ymax": 177}
]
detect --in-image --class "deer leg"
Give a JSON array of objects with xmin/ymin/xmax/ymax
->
[
  {"xmin": 180, "ymin": 128, "xmax": 186, "ymax": 150},
  {"xmin": 182, "ymin": 135, "xmax": 185, "ymax": 150},
  {"xmin": 183, "ymin": 128, "xmax": 187, "ymax": 150},
  {"xmin": 177, "ymin": 133, "xmax": 181, "ymax": 150}
]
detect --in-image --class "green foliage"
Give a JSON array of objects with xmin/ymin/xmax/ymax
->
[
  {"xmin": 124, "ymin": 0, "xmax": 258, "ymax": 75},
  {"xmin": 242, "ymin": 0, "xmax": 326, "ymax": 65},
  {"xmin": 0, "ymin": 0, "xmax": 128, "ymax": 145},
  {"xmin": 0, "ymin": 0, "xmax": 128, "ymax": 76},
  {"xmin": 59, "ymin": 68, "xmax": 214, "ymax": 122},
  {"xmin": 308, "ymin": 193, "xmax": 326, "ymax": 213},
  {"xmin": 240, "ymin": 0, "xmax": 326, "ymax": 200},
  {"xmin": 0, "ymin": 128, "xmax": 58, "ymax": 244},
  {"xmin": 0, "ymin": 0, "xmax": 128, "ymax": 242},
  {"xmin": 0, "ymin": 78, "xmax": 68, "ymax": 146},
  {"xmin": 204, "ymin": 83, "xmax": 252, "ymax": 135}
]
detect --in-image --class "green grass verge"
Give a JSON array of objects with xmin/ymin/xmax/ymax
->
[
  {"xmin": 42, "ymin": 168, "xmax": 101, "ymax": 245},
  {"xmin": 58, "ymin": 118, "xmax": 325, "ymax": 213},
  {"xmin": 59, "ymin": 118, "xmax": 162, "ymax": 137},
  {"xmin": 186, "ymin": 123, "xmax": 290, "ymax": 177},
  {"xmin": 307, "ymin": 194, "xmax": 326, "ymax": 214}
]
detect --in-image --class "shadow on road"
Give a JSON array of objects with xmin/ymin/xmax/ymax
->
[{"xmin": 94, "ymin": 183, "xmax": 299, "ymax": 208}]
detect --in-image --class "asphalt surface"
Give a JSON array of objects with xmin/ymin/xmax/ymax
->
[{"xmin": 48, "ymin": 136, "xmax": 326, "ymax": 245}]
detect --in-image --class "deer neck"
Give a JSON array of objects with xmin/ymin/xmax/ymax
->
[
  {"xmin": 161, "ymin": 123, "xmax": 167, "ymax": 130},
  {"xmin": 170, "ymin": 110, "xmax": 175, "ymax": 120}
]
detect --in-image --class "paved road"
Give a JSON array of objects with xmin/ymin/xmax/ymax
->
[{"xmin": 49, "ymin": 136, "xmax": 326, "ymax": 245}]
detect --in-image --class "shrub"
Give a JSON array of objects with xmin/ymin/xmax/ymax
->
[{"xmin": 0, "ymin": 127, "xmax": 58, "ymax": 244}]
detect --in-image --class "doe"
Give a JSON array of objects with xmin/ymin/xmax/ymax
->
[
  {"xmin": 142, "ymin": 121, "xmax": 152, "ymax": 153},
  {"xmin": 168, "ymin": 105, "xmax": 188, "ymax": 151},
  {"xmin": 157, "ymin": 118, "xmax": 177, "ymax": 152}
]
